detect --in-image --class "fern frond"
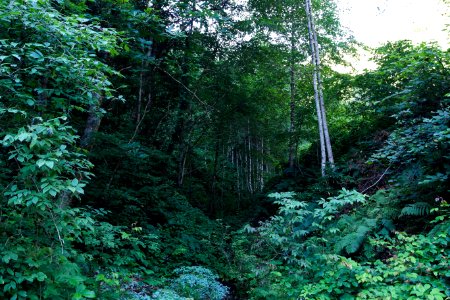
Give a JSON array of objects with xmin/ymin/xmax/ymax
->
[
  {"xmin": 381, "ymin": 218, "xmax": 395, "ymax": 231},
  {"xmin": 367, "ymin": 190, "xmax": 401, "ymax": 219},
  {"xmin": 335, "ymin": 220, "xmax": 377, "ymax": 255},
  {"xmin": 335, "ymin": 229, "xmax": 365, "ymax": 254},
  {"xmin": 400, "ymin": 202, "xmax": 431, "ymax": 217}
]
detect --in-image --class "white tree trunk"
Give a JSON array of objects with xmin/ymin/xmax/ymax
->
[
  {"xmin": 310, "ymin": 8, "xmax": 335, "ymax": 166},
  {"xmin": 260, "ymin": 138, "xmax": 265, "ymax": 189},
  {"xmin": 288, "ymin": 25, "xmax": 297, "ymax": 170},
  {"xmin": 305, "ymin": 0, "xmax": 334, "ymax": 174}
]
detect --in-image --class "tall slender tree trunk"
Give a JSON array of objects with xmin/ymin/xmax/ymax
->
[
  {"xmin": 305, "ymin": 0, "xmax": 334, "ymax": 175},
  {"xmin": 312, "ymin": 66, "xmax": 327, "ymax": 176},
  {"xmin": 210, "ymin": 140, "xmax": 220, "ymax": 214},
  {"xmin": 260, "ymin": 138, "xmax": 265, "ymax": 189},
  {"xmin": 247, "ymin": 121, "xmax": 253, "ymax": 194},
  {"xmin": 236, "ymin": 151, "xmax": 241, "ymax": 208},
  {"xmin": 136, "ymin": 39, "xmax": 153, "ymax": 124},
  {"xmin": 174, "ymin": 0, "xmax": 197, "ymax": 187},
  {"xmin": 310, "ymin": 12, "xmax": 334, "ymax": 166},
  {"xmin": 288, "ymin": 34, "xmax": 296, "ymax": 170}
]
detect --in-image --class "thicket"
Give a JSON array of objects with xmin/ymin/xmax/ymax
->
[{"xmin": 0, "ymin": 0, "xmax": 448, "ymax": 299}]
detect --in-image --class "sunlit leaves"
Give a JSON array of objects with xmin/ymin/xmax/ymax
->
[
  {"xmin": 2, "ymin": 116, "xmax": 92, "ymax": 209},
  {"xmin": 0, "ymin": 0, "xmax": 121, "ymax": 115}
]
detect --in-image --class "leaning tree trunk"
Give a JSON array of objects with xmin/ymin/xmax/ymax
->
[
  {"xmin": 305, "ymin": 0, "xmax": 334, "ymax": 175},
  {"xmin": 310, "ymin": 8, "xmax": 334, "ymax": 167},
  {"xmin": 311, "ymin": 61, "xmax": 327, "ymax": 176}
]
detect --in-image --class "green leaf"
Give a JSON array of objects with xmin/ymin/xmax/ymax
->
[
  {"xmin": 72, "ymin": 293, "xmax": 83, "ymax": 300},
  {"xmin": 29, "ymin": 51, "xmax": 43, "ymax": 59},
  {"xmin": 121, "ymin": 232, "xmax": 130, "ymax": 239},
  {"xmin": 82, "ymin": 290, "xmax": 96, "ymax": 298},
  {"xmin": 17, "ymin": 132, "xmax": 29, "ymax": 142},
  {"xmin": 2, "ymin": 252, "xmax": 18, "ymax": 263},
  {"xmin": 45, "ymin": 161, "xmax": 54, "ymax": 169},
  {"xmin": 71, "ymin": 178, "xmax": 79, "ymax": 186},
  {"xmin": 30, "ymin": 137, "xmax": 37, "ymax": 149},
  {"xmin": 35, "ymin": 272, "xmax": 47, "ymax": 282}
]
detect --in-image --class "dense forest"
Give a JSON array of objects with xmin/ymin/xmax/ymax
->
[{"xmin": 0, "ymin": 0, "xmax": 449, "ymax": 299}]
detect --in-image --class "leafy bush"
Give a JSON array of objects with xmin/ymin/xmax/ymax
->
[
  {"xmin": 232, "ymin": 188, "xmax": 450, "ymax": 299},
  {"xmin": 300, "ymin": 225, "xmax": 450, "ymax": 299},
  {"xmin": 167, "ymin": 266, "xmax": 229, "ymax": 300},
  {"xmin": 0, "ymin": 113, "xmax": 159, "ymax": 299},
  {"xmin": 152, "ymin": 289, "xmax": 187, "ymax": 300}
]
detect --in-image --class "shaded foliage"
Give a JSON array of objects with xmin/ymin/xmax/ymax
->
[{"xmin": 0, "ymin": 0, "xmax": 448, "ymax": 299}]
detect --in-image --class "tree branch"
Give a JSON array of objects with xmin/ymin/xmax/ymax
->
[{"xmin": 361, "ymin": 165, "xmax": 391, "ymax": 194}]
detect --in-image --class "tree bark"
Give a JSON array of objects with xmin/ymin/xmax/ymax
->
[
  {"xmin": 288, "ymin": 36, "xmax": 296, "ymax": 170},
  {"xmin": 236, "ymin": 150, "xmax": 241, "ymax": 208},
  {"xmin": 59, "ymin": 92, "xmax": 103, "ymax": 209},
  {"xmin": 305, "ymin": 0, "xmax": 334, "ymax": 175},
  {"xmin": 260, "ymin": 138, "xmax": 264, "ymax": 190},
  {"xmin": 247, "ymin": 122, "xmax": 253, "ymax": 194},
  {"xmin": 310, "ymin": 8, "xmax": 335, "ymax": 166},
  {"xmin": 171, "ymin": 0, "xmax": 196, "ymax": 186},
  {"xmin": 136, "ymin": 39, "xmax": 153, "ymax": 124},
  {"xmin": 210, "ymin": 140, "xmax": 220, "ymax": 213},
  {"xmin": 80, "ymin": 93, "xmax": 103, "ymax": 148},
  {"xmin": 36, "ymin": 77, "xmax": 48, "ymax": 108}
]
